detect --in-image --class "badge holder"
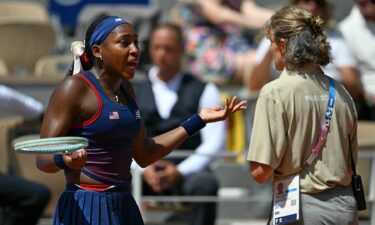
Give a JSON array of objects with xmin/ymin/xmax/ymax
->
[{"xmin": 273, "ymin": 175, "xmax": 300, "ymax": 224}]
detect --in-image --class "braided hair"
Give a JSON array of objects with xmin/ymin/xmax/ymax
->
[{"xmin": 66, "ymin": 15, "xmax": 110, "ymax": 76}]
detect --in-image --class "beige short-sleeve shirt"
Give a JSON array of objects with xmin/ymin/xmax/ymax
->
[{"xmin": 247, "ymin": 69, "xmax": 358, "ymax": 193}]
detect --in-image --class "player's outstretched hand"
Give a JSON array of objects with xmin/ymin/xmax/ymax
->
[{"xmin": 199, "ymin": 96, "xmax": 247, "ymax": 123}]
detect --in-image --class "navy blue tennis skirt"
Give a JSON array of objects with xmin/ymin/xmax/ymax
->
[{"xmin": 53, "ymin": 183, "xmax": 144, "ymax": 225}]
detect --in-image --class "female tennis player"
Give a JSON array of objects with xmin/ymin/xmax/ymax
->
[{"xmin": 36, "ymin": 15, "xmax": 246, "ymax": 225}]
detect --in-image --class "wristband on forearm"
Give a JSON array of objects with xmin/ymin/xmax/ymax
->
[
  {"xmin": 53, "ymin": 154, "xmax": 70, "ymax": 170},
  {"xmin": 180, "ymin": 114, "xmax": 206, "ymax": 136}
]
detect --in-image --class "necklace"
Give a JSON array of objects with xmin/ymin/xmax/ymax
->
[{"xmin": 91, "ymin": 70, "xmax": 120, "ymax": 103}]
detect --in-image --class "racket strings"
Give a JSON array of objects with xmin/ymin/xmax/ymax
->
[
  {"xmin": 14, "ymin": 137, "xmax": 88, "ymax": 154},
  {"xmin": 22, "ymin": 143, "xmax": 79, "ymax": 151}
]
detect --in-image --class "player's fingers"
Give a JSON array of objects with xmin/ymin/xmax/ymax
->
[
  {"xmin": 69, "ymin": 151, "xmax": 78, "ymax": 159},
  {"xmin": 70, "ymin": 149, "xmax": 84, "ymax": 159},
  {"xmin": 232, "ymin": 100, "xmax": 247, "ymax": 112},
  {"xmin": 78, "ymin": 149, "xmax": 87, "ymax": 161}
]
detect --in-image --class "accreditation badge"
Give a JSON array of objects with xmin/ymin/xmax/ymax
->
[{"xmin": 273, "ymin": 174, "xmax": 300, "ymax": 224}]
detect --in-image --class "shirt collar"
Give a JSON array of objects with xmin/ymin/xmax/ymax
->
[{"xmin": 148, "ymin": 66, "xmax": 184, "ymax": 92}]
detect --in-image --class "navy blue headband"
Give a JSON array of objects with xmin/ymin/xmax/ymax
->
[{"xmin": 88, "ymin": 16, "xmax": 129, "ymax": 51}]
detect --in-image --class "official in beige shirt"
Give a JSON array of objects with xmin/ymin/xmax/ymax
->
[
  {"xmin": 248, "ymin": 69, "xmax": 357, "ymax": 193},
  {"xmin": 247, "ymin": 6, "xmax": 359, "ymax": 225}
]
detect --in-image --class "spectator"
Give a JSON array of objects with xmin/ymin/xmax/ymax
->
[
  {"xmin": 173, "ymin": 0, "xmax": 273, "ymax": 84},
  {"xmin": 248, "ymin": 6, "xmax": 358, "ymax": 224},
  {"xmin": 133, "ymin": 23, "xmax": 225, "ymax": 225},
  {"xmin": 248, "ymin": 0, "xmax": 364, "ymax": 117},
  {"xmin": 0, "ymin": 85, "xmax": 44, "ymax": 119},
  {"xmin": 0, "ymin": 85, "xmax": 50, "ymax": 225},
  {"xmin": 338, "ymin": 0, "xmax": 375, "ymax": 120}
]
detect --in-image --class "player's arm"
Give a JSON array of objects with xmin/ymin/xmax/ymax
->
[
  {"xmin": 36, "ymin": 76, "xmax": 88, "ymax": 173},
  {"xmin": 132, "ymin": 99, "xmax": 246, "ymax": 167}
]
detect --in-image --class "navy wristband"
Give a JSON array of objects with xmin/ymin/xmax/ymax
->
[
  {"xmin": 180, "ymin": 114, "xmax": 206, "ymax": 136},
  {"xmin": 53, "ymin": 154, "xmax": 70, "ymax": 170}
]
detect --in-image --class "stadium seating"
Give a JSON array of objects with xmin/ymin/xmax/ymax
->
[
  {"xmin": 0, "ymin": 20, "xmax": 56, "ymax": 75},
  {"xmin": 0, "ymin": 58, "xmax": 8, "ymax": 76},
  {"xmin": 34, "ymin": 54, "xmax": 72, "ymax": 77},
  {"xmin": 0, "ymin": 1, "xmax": 49, "ymax": 23}
]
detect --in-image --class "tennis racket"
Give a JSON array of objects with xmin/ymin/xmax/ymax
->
[{"xmin": 14, "ymin": 136, "xmax": 89, "ymax": 154}]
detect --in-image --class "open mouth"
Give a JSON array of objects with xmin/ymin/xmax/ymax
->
[{"xmin": 128, "ymin": 61, "xmax": 138, "ymax": 68}]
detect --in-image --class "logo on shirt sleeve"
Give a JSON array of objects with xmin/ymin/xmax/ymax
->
[
  {"xmin": 135, "ymin": 110, "xmax": 141, "ymax": 120},
  {"xmin": 109, "ymin": 111, "xmax": 120, "ymax": 120}
]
